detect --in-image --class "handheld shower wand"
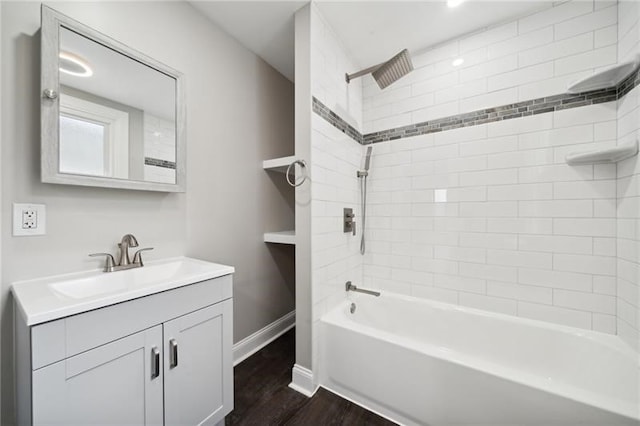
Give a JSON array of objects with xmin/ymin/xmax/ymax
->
[
  {"xmin": 358, "ymin": 146, "xmax": 372, "ymax": 177},
  {"xmin": 358, "ymin": 146, "xmax": 373, "ymax": 254}
]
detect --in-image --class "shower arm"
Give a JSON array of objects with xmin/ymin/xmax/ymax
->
[{"xmin": 345, "ymin": 63, "xmax": 382, "ymax": 83}]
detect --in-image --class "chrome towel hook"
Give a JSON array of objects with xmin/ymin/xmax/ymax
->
[{"xmin": 286, "ymin": 159, "xmax": 308, "ymax": 187}]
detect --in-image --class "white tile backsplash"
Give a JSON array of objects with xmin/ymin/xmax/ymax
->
[
  {"xmin": 310, "ymin": 1, "xmax": 640, "ymax": 348},
  {"xmin": 518, "ymin": 301, "xmax": 592, "ymax": 329},
  {"xmin": 616, "ymin": 1, "xmax": 640, "ymax": 352},
  {"xmin": 518, "ymin": 32, "xmax": 594, "ymax": 68},
  {"xmin": 309, "ymin": 4, "xmax": 365, "ymax": 372},
  {"xmin": 363, "ymin": 1, "xmax": 617, "ymax": 134},
  {"xmin": 143, "ymin": 112, "xmax": 176, "ymax": 184},
  {"xmin": 517, "ymin": 1, "xmax": 593, "ymax": 35},
  {"xmin": 488, "ymin": 26, "xmax": 554, "ymax": 60},
  {"xmin": 363, "ymin": 90, "xmax": 624, "ymax": 335},
  {"xmin": 554, "ymin": 5, "xmax": 617, "ymax": 41}
]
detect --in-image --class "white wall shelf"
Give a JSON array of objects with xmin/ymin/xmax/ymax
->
[
  {"xmin": 264, "ymin": 230, "xmax": 296, "ymax": 245},
  {"xmin": 567, "ymin": 58, "xmax": 638, "ymax": 93},
  {"xmin": 263, "ymin": 156, "xmax": 296, "ymax": 173},
  {"xmin": 565, "ymin": 140, "xmax": 639, "ymax": 165}
]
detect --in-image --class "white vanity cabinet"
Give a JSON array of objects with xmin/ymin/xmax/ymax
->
[
  {"xmin": 32, "ymin": 325, "xmax": 164, "ymax": 425},
  {"xmin": 14, "ymin": 267, "xmax": 234, "ymax": 426},
  {"xmin": 163, "ymin": 302, "xmax": 230, "ymax": 425}
]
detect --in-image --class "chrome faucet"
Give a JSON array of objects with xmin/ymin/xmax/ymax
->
[
  {"xmin": 118, "ymin": 234, "xmax": 138, "ymax": 266},
  {"xmin": 89, "ymin": 234, "xmax": 154, "ymax": 272}
]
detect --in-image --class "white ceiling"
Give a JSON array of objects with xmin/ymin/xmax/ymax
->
[{"xmin": 190, "ymin": 1, "xmax": 555, "ymax": 83}]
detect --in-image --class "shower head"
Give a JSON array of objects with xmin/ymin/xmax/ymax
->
[
  {"xmin": 346, "ymin": 49, "xmax": 414, "ymax": 90},
  {"xmin": 372, "ymin": 49, "xmax": 413, "ymax": 89}
]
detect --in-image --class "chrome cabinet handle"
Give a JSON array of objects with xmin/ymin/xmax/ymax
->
[
  {"xmin": 151, "ymin": 347, "xmax": 160, "ymax": 379},
  {"xmin": 169, "ymin": 339, "xmax": 178, "ymax": 369}
]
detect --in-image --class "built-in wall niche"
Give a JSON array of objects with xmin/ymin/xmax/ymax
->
[
  {"xmin": 263, "ymin": 155, "xmax": 299, "ymax": 245},
  {"xmin": 41, "ymin": 6, "xmax": 186, "ymax": 192}
]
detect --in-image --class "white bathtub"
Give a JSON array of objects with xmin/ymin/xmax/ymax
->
[{"xmin": 319, "ymin": 292, "xmax": 640, "ymax": 426}]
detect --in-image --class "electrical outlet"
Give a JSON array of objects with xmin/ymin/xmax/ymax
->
[
  {"xmin": 13, "ymin": 203, "xmax": 46, "ymax": 236},
  {"xmin": 22, "ymin": 208, "xmax": 37, "ymax": 229}
]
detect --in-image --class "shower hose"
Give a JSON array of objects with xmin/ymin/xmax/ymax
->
[{"xmin": 360, "ymin": 174, "xmax": 368, "ymax": 255}]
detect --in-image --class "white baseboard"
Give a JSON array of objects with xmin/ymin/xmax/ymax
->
[
  {"xmin": 233, "ymin": 310, "xmax": 295, "ymax": 366},
  {"xmin": 288, "ymin": 364, "xmax": 318, "ymax": 397}
]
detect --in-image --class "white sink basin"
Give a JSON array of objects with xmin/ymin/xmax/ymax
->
[
  {"xmin": 50, "ymin": 275, "xmax": 128, "ymax": 299},
  {"xmin": 12, "ymin": 257, "xmax": 234, "ymax": 325},
  {"xmin": 50, "ymin": 260, "xmax": 186, "ymax": 299}
]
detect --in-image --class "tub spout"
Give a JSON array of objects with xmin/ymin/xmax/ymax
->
[{"xmin": 345, "ymin": 281, "xmax": 380, "ymax": 297}]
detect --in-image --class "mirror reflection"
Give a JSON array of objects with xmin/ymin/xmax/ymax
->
[{"xmin": 58, "ymin": 27, "xmax": 177, "ymax": 184}]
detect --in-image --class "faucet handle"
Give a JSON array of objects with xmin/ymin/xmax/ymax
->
[
  {"xmin": 89, "ymin": 253, "xmax": 116, "ymax": 272},
  {"xmin": 132, "ymin": 247, "xmax": 154, "ymax": 266}
]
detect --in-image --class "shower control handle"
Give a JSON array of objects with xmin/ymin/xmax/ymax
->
[{"xmin": 343, "ymin": 208, "xmax": 356, "ymax": 235}]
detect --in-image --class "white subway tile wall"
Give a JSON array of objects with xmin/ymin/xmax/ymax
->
[
  {"xmin": 362, "ymin": 1, "xmax": 618, "ymax": 134},
  {"xmin": 350, "ymin": 1, "xmax": 640, "ymax": 337},
  {"xmin": 308, "ymin": 1, "xmax": 640, "ymax": 353},
  {"xmin": 143, "ymin": 112, "xmax": 176, "ymax": 184},
  {"xmin": 309, "ymin": 4, "xmax": 364, "ymax": 370},
  {"xmin": 363, "ymin": 103, "xmax": 619, "ymax": 333},
  {"xmin": 616, "ymin": 1, "xmax": 640, "ymax": 352},
  {"xmin": 311, "ymin": 4, "xmax": 362, "ymax": 131}
]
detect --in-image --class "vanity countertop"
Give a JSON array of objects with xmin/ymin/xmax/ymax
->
[{"xmin": 11, "ymin": 257, "xmax": 234, "ymax": 326}]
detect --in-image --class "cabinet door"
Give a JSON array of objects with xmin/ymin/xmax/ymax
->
[
  {"xmin": 32, "ymin": 325, "xmax": 163, "ymax": 426},
  {"xmin": 164, "ymin": 300, "xmax": 233, "ymax": 426}
]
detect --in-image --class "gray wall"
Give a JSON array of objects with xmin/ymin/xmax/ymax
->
[
  {"xmin": 0, "ymin": 1, "xmax": 294, "ymax": 423},
  {"xmin": 182, "ymin": 9, "xmax": 296, "ymax": 342},
  {"xmin": 0, "ymin": 0, "xmax": 4, "ymax": 420},
  {"xmin": 294, "ymin": 4, "xmax": 312, "ymax": 371}
]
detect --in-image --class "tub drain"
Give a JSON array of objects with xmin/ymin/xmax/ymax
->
[{"xmin": 350, "ymin": 303, "xmax": 356, "ymax": 314}]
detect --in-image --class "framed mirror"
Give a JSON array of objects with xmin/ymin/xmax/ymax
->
[{"xmin": 41, "ymin": 6, "xmax": 185, "ymax": 192}]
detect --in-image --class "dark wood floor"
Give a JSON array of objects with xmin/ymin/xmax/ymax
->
[{"xmin": 226, "ymin": 328, "xmax": 397, "ymax": 426}]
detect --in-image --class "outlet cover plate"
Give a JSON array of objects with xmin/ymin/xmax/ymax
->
[{"xmin": 13, "ymin": 203, "xmax": 46, "ymax": 236}]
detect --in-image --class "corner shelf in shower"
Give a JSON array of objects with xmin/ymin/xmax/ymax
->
[
  {"xmin": 263, "ymin": 155, "xmax": 296, "ymax": 173},
  {"xmin": 263, "ymin": 230, "xmax": 296, "ymax": 245},
  {"xmin": 566, "ymin": 57, "xmax": 639, "ymax": 93},
  {"xmin": 565, "ymin": 140, "xmax": 639, "ymax": 165}
]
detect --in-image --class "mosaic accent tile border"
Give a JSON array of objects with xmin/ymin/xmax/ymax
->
[
  {"xmin": 363, "ymin": 87, "xmax": 616, "ymax": 144},
  {"xmin": 312, "ymin": 66, "xmax": 640, "ymax": 146},
  {"xmin": 312, "ymin": 97, "xmax": 363, "ymax": 143},
  {"xmin": 144, "ymin": 157, "xmax": 176, "ymax": 170},
  {"xmin": 618, "ymin": 65, "xmax": 640, "ymax": 99}
]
